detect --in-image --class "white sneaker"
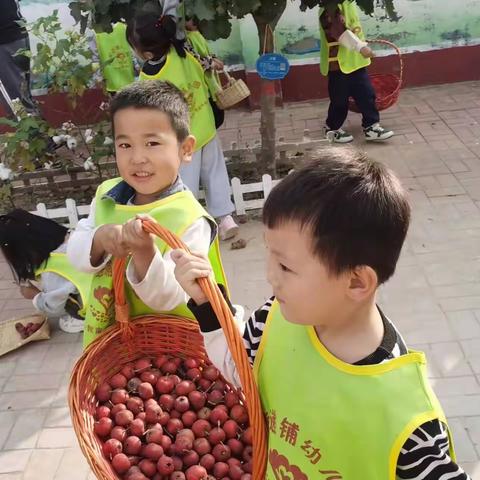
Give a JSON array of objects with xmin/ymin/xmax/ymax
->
[
  {"xmin": 59, "ymin": 315, "xmax": 84, "ymax": 334},
  {"xmin": 324, "ymin": 127, "xmax": 354, "ymax": 143},
  {"xmin": 364, "ymin": 123, "xmax": 394, "ymax": 141},
  {"xmin": 233, "ymin": 304, "xmax": 245, "ymax": 324},
  {"xmin": 218, "ymin": 215, "xmax": 239, "ymax": 241}
]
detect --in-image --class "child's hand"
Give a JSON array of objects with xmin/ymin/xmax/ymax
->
[
  {"xmin": 20, "ymin": 284, "xmax": 40, "ymax": 300},
  {"xmin": 171, "ymin": 250, "xmax": 211, "ymax": 305},
  {"xmin": 212, "ymin": 58, "xmax": 224, "ymax": 71},
  {"xmin": 95, "ymin": 224, "xmax": 129, "ymax": 258},
  {"xmin": 360, "ymin": 46, "xmax": 374, "ymax": 58},
  {"xmin": 122, "ymin": 216, "xmax": 154, "ymax": 253}
]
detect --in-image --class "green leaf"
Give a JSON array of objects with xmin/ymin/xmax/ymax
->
[
  {"xmin": 198, "ymin": 14, "xmax": 233, "ymax": 40},
  {"xmin": 0, "ymin": 118, "xmax": 18, "ymax": 128},
  {"xmin": 189, "ymin": 1, "xmax": 217, "ymax": 21},
  {"xmin": 54, "ymin": 38, "xmax": 70, "ymax": 58}
]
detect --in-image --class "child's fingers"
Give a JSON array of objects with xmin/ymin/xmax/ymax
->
[
  {"xmin": 135, "ymin": 214, "xmax": 155, "ymax": 222},
  {"xmin": 133, "ymin": 218, "xmax": 145, "ymax": 236},
  {"xmin": 176, "ymin": 257, "xmax": 212, "ymax": 275},
  {"xmin": 171, "ymin": 249, "xmax": 188, "ymax": 264}
]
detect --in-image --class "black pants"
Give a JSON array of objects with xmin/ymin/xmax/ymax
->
[
  {"xmin": 326, "ymin": 67, "xmax": 379, "ymax": 130},
  {"xmin": 0, "ymin": 36, "xmax": 39, "ymax": 116}
]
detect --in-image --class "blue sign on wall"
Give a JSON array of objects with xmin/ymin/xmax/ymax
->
[{"xmin": 256, "ymin": 53, "xmax": 290, "ymax": 80}]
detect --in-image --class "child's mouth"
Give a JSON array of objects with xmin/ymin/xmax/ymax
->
[{"xmin": 132, "ymin": 172, "xmax": 153, "ymax": 179}]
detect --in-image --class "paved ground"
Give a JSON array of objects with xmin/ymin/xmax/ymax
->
[{"xmin": 1, "ymin": 81, "xmax": 480, "ymax": 479}]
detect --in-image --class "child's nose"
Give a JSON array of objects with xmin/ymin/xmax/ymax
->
[{"xmin": 130, "ymin": 149, "xmax": 147, "ymax": 164}]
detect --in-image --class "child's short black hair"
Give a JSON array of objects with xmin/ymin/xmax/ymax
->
[
  {"xmin": 110, "ymin": 80, "xmax": 190, "ymax": 142},
  {"xmin": 0, "ymin": 209, "xmax": 68, "ymax": 282},
  {"xmin": 263, "ymin": 148, "xmax": 410, "ymax": 284}
]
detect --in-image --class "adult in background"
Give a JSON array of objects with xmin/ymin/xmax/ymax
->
[{"xmin": 0, "ymin": 0, "xmax": 39, "ymax": 116}]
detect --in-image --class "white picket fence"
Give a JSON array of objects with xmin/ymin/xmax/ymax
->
[{"xmin": 30, "ymin": 175, "xmax": 281, "ymax": 226}]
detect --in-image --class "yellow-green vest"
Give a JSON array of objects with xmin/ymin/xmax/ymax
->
[
  {"xmin": 319, "ymin": 1, "xmax": 371, "ymax": 76},
  {"xmin": 83, "ymin": 178, "xmax": 228, "ymax": 347},
  {"xmin": 36, "ymin": 252, "xmax": 93, "ymax": 318},
  {"xmin": 186, "ymin": 30, "xmax": 222, "ymax": 100},
  {"xmin": 139, "ymin": 48, "xmax": 216, "ymax": 151},
  {"xmin": 96, "ymin": 23, "xmax": 135, "ymax": 92},
  {"xmin": 254, "ymin": 301, "xmax": 455, "ymax": 480}
]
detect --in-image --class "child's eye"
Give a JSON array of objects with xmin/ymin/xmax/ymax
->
[
  {"xmin": 146, "ymin": 141, "xmax": 160, "ymax": 147},
  {"xmin": 118, "ymin": 143, "xmax": 130, "ymax": 149},
  {"xmin": 280, "ymin": 263, "xmax": 291, "ymax": 273}
]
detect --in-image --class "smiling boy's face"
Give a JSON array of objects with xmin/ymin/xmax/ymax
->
[{"xmin": 113, "ymin": 107, "xmax": 195, "ymax": 205}]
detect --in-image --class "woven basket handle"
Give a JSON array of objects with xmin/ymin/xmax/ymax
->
[
  {"xmin": 219, "ymin": 69, "xmax": 236, "ymax": 86},
  {"xmin": 368, "ymin": 38, "xmax": 404, "ymax": 84},
  {"xmin": 112, "ymin": 219, "xmax": 267, "ymax": 480}
]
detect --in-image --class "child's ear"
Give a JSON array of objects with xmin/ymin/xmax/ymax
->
[
  {"xmin": 180, "ymin": 135, "xmax": 196, "ymax": 164},
  {"xmin": 346, "ymin": 265, "xmax": 378, "ymax": 301},
  {"xmin": 143, "ymin": 51, "xmax": 154, "ymax": 60}
]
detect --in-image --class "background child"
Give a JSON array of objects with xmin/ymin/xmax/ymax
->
[
  {"xmin": 320, "ymin": 0, "xmax": 394, "ymax": 143},
  {"xmin": 185, "ymin": 18, "xmax": 225, "ymax": 129},
  {"xmin": 67, "ymin": 80, "xmax": 229, "ymax": 347},
  {"xmin": 126, "ymin": 5, "xmax": 239, "ymax": 241},
  {"xmin": 172, "ymin": 150, "xmax": 469, "ymax": 479},
  {"xmin": 93, "ymin": 22, "xmax": 136, "ymax": 95},
  {"xmin": 0, "ymin": 209, "xmax": 88, "ymax": 333}
]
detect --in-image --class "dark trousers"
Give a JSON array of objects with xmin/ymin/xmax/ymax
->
[
  {"xmin": 0, "ymin": 36, "xmax": 39, "ymax": 116},
  {"xmin": 326, "ymin": 67, "xmax": 379, "ymax": 130}
]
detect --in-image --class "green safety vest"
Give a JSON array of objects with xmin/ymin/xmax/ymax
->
[
  {"xmin": 254, "ymin": 301, "xmax": 455, "ymax": 480},
  {"xmin": 139, "ymin": 48, "xmax": 216, "ymax": 151},
  {"xmin": 186, "ymin": 30, "xmax": 222, "ymax": 100},
  {"xmin": 83, "ymin": 178, "xmax": 228, "ymax": 347},
  {"xmin": 319, "ymin": 1, "xmax": 371, "ymax": 76},
  {"xmin": 96, "ymin": 23, "xmax": 135, "ymax": 92},
  {"xmin": 36, "ymin": 252, "xmax": 93, "ymax": 318}
]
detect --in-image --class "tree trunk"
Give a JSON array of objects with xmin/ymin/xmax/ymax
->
[{"xmin": 255, "ymin": 20, "xmax": 277, "ymax": 176}]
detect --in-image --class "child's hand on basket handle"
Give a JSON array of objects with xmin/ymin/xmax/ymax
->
[
  {"xmin": 122, "ymin": 215, "xmax": 156, "ymax": 282},
  {"xmin": 212, "ymin": 58, "xmax": 224, "ymax": 71},
  {"xmin": 171, "ymin": 250, "xmax": 211, "ymax": 305},
  {"xmin": 360, "ymin": 45, "xmax": 374, "ymax": 58},
  {"xmin": 91, "ymin": 224, "xmax": 129, "ymax": 266}
]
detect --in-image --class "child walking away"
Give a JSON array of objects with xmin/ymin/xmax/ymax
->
[
  {"xmin": 172, "ymin": 150, "xmax": 471, "ymax": 480},
  {"xmin": 320, "ymin": 0, "xmax": 394, "ymax": 143},
  {"xmin": 185, "ymin": 19, "xmax": 225, "ymax": 129},
  {"xmin": 126, "ymin": 8, "xmax": 239, "ymax": 241},
  {"xmin": 67, "ymin": 80, "xmax": 230, "ymax": 347},
  {"xmin": 94, "ymin": 23, "xmax": 136, "ymax": 95},
  {"xmin": 0, "ymin": 209, "xmax": 91, "ymax": 333}
]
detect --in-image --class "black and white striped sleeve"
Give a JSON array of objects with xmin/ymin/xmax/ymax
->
[
  {"xmin": 397, "ymin": 420, "xmax": 471, "ymax": 479},
  {"xmin": 188, "ymin": 295, "xmax": 273, "ymax": 387},
  {"xmin": 242, "ymin": 297, "xmax": 274, "ymax": 365}
]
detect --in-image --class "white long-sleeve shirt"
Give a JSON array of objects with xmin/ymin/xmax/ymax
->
[
  {"xmin": 67, "ymin": 198, "xmax": 212, "ymax": 311},
  {"xmin": 32, "ymin": 243, "xmax": 79, "ymax": 318}
]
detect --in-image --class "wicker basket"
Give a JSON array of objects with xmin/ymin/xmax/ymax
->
[
  {"xmin": 0, "ymin": 313, "xmax": 49, "ymax": 357},
  {"xmin": 349, "ymin": 39, "xmax": 403, "ymax": 113},
  {"xmin": 215, "ymin": 71, "xmax": 251, "ymax": 110},
  {"xmin": 68, "ymin": 219, "xmax": 267, "ymax": 480}
]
